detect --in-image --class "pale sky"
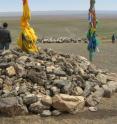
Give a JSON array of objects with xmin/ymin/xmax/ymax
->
[{"xmin": 0, "ymin": 0, "xmax": 117, "ymax": 12}]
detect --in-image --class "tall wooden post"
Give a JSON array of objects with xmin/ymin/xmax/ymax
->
[{"xmin": 87, "ymin": 0, "xmax": 98, "ymax": 62}]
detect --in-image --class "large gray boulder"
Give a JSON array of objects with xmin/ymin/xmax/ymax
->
[
  {"xmin": 23, "ymin": 95, "xmax": 38, "ymax": 106},
  {"xmin": 53, "ymin": 80, "xmax": 72, "ymax": 93},
  {"xmin": 103, "ymin": 81, "xmax": 117, "ymax": 98},
  {"xmin": 29, "ymin": 101, "xmax": 50, "ymax": 114},
  {"xmin": 0, "ymin": 97, "xmax": 28, "ymax": 116},
  {"xmin": 86, "ymin": 88, "xmax": 104, "ymax": 107}
]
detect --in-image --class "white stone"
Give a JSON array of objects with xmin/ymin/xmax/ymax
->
[{"xmin": 6, "ymin": 66, "xmax": 16, "ymax": 76}]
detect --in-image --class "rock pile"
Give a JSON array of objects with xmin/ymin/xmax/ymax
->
[
  {"xmin": 0, "ymin": 48, "xmax": 117, "ymax": 117},
  {"xmin": 39, "ymin": 37, "xmax": 87, "ymax": 43}
]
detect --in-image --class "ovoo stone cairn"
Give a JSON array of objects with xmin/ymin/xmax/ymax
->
[{"xmin": 0, "ymin": 48, "xmax": 117, "ymax": 117}]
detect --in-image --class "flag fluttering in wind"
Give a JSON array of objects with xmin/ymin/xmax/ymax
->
[
  {"xmin": 87, "ymin": 0, "xmax": 99, "ymax": 62},
  {"xmin": 18, "ymin": 0, "xmax": 39, "ymax": 53}
]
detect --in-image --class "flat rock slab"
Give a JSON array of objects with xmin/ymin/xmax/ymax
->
[{"xmin": 52, "ymin": 94, "xmax": 85, "ymax": 113}]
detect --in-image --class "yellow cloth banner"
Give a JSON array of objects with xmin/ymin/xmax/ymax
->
[{"xmin": 18, "ymin": 0, "xmax": 39, "ymax": 53}]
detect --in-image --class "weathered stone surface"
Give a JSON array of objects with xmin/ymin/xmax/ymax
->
[
  {"xmin": 53, "ymin": 80, "xmax": 72, "ymax": 93},
  {"xmin": 79, "ymin": 61, "xmax": 89, "ymax": 71},
  {"xmin": 0, "ymin": 78, "xmax": 3, "ymax": 90},
  {"xmin": 3, "ymin": 84, "xmax": 12, "ymax": 94},
  {"xmin": 107, "ymin": 81, "xmax": 117, "ymax": 92},
  {"xmin": 93, "ymin": 88, "xmax": 104, "ymax": 98},
  {"xmin": 53, "ymin": 69, "xmax": 66, "ymax": 76},
  {"xmin": 29, "ymin": 101, "xmax": 50, "ymax": 114},
  {"xmin": 52, "ymin": 94, "xmax": 85, "ymax": 113},
  {"xmin": 103, "ymin": 81, "xmax": 117, "ymax": 98},
  {"xmin": 86, "ymin": 95, "xmax": 99, "ymax": 107},
  {"xmin": 46, "ymin": 66, "xmax": 55, "ymax": 73},
  {"xmin": 103, "ymin": 85, "xmax": 112, "ymax": 98},
  {"xmin": 47, "ymin": 74, "xmax": 56, "ymax": 80},
  {"xmin": 2, "ymin": 50, "xmax": 11, "ymax": 56},
  {"xmin": 41, "ymin": 110, "xmax": 51, "ymax": 117},
  {"xmin": 52, "ymin": 110, "xmax": 61, "ymax": 116},
  {"xmin": 88, "ymin": 107, "xmax": 98, "ymax": 112},
  {"xmin": 93, "ymin": 85, "xmax": 100, "ymax": 91},
  {"xmin": 15, "ymin": 64, "xmax": 26, "ymax": 77},
  {"xmin": 41, "ymin": 95, "xmax": 52, "ymax": 106},
  {"xmin": 6, "ymin": 66, "xmax": 16, "ymax": 77},
  {"xmin": 0, "ymin": 78, "xmax": 3, "ymax": 84},
  {"xmin": 60, "ymin": 77, "xmax": 67, "ymax": 80},
  {"xmin": 78, "ymin": 67, "xmax": 85, "ymax": 76},
  {"xmin": 17, "ymin": 56, "xmax": 29, "ymax": 63},
  {"xmin": 83, "ymin": 81, "xmax": 94, "ymax": 97},
  {"xmin": 23, "ymin": 95, "xmax": 38, "ymax": 105},
  {"xmin": 96, "ymin": 73, "xmax": 107, "ymax": 84},
  {"xmin": 26, "ymin": 70, "xmax": 45, "ymax": 86},
  {"xmin": 88, "ymin": 64, "xmax": 98, "ymax": 74},
  {"xmin": 0, "ymin": 97, "xmax": 28, "ymax": 116},
  {"xmin": 3, "ymin": 77, "xmax": 13, "ymax": 94},
  {"xmin": 72, "ymin": 87, "xmax": 83, "ymax": 96},
  {"xmin": 86, "ymin": 88, "xmax": 104, "ymax": 107},
  {"xmin": 51, "ymin": 86, "xmax": 60, "ymax": 95},
  {"xmin": 18, "ymin": 83, "xmax": 27, "ymax": 94}
]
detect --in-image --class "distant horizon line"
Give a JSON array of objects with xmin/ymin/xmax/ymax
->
[
  {"xmin": 0, "ymin": 10, "xmax": 116, "ymax": 18},
  {"xmin": 0, "ymin": 10, "xmax": 117, "ymax": 13}
]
